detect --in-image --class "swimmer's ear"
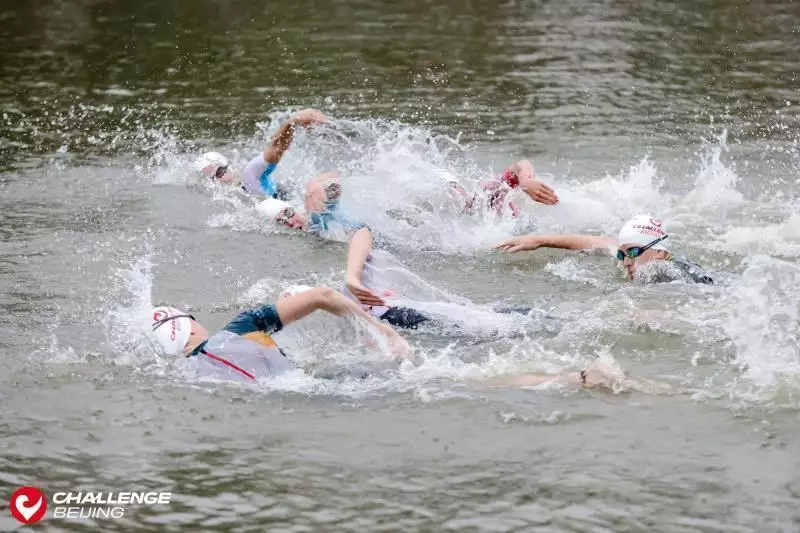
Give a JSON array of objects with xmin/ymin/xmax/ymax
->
[{"xmin": 324, "ymin": 181, "xmax": 342, "ymax": 200}]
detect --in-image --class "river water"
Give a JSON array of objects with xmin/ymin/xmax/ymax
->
[{"xmin": 1, "ymin": 0, "xmax": 800, "ymax": 531}]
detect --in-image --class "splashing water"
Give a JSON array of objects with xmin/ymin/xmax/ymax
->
[
  {"xmin": 682, "ymin": 130, "xmax": 744, "ymax": 214},
  {"xmin": 722, "ymin": 255, "xmax": 800, "ymax": 406},
  {"xmin": 102, "ymin": 255, "xmax": 166, "ymax": 367},
  {"xmin": 79, "ymin": 111, "xmax": 800, "ymax": 406},
  {"xmin": 190, "ymin": 114, "xmax": 766, "ymax": 258}
]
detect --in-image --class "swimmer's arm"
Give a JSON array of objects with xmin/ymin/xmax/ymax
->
[
  {"xmin": 275, "ymin": 287, "xmax": 407, "ymax": 354},
  {"xmin": 508, "ymin": 159, "xmax": 535, "ymax": 181},
  {"xmin": 263, "ymin": 119, "xmax": 296, "ymax": 165},
  {"xmin": 264, "ymin": 108, "xmax": 328, "ymax": 165},
  {"xmin": 494, "ymin": 234, "xmax": 615, "ymax": 254},
  {"xmin": 491, "ymin": 373, "xmax": 584, "ymax": 387},
  {"xmin": 345, "ymin": 227, "xmax": 386, "ymax": 306},
  {"xmin": 506, "ymin": 160, "xmax": 559, "ymax": 206}
]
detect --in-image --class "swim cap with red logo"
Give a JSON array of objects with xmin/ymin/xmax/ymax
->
[
  {"xmin": 617, "ymin": 215, "xmax": 669, "ymax": 250},
  {"xmin": 151, "ymin": 306, "xmax": 192, "ymax": 356}
]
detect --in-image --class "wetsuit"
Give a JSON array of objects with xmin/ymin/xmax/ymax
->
[
  {"xmin": 342, "ymin": 254, "xmax": 533, "ymax": 330},
  {"xmin": 670, "ymin": 256, "xmax": 714, "ymax": 284},
  {"xmin": 240, "ymin": 154, "xmax": 289, "ymax": 199},
  {"xmin": 308, "ymin": 199, "xmax": 366, "ymax": 236},
  {"xmin": 189, "ymin": 304, "xmax": 293, "ymax": 383}
]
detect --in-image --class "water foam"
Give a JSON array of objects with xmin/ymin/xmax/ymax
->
[
  {"xmin": 722, "ymin": 255, "xmax": 800, "ymax": 407},
  {"xmin": 105, "ymin": 113, "xmax": 800, "ymax": 405}
]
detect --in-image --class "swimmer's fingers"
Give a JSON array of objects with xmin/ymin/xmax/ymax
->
[
  {"xmin": 505, "ymin": 243, "xmax": 531, "ymax": 253},
  {"xmin": 292, "ymin": 108, "xmax": 329, "ymax": 127},
  {"xmin": 387, "ymin": 331, "xmax": 411, "ymax": 358},
  {"xmin": 363, "ymin": 290, "xmax": 387, "ymax": 307},
  {"xmin": 492, "ymin": 239, "xmax": 517, "ymax": 251},
  {"xmin": 363, "ymin": 316, "xmax": 408, "ymax": 357},
  {"xmin": 353, "ymin": 286, "xmax": 387, "ymax": 307},
  {"xmin": 493, "ymin": 239, "xmax": 532, "ymax": 253},
  {"xmin": 529, "ymin": 181, "xmax": 559, "ymax": 205}
]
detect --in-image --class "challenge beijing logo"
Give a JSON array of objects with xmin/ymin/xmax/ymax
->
[
  {"xmin": 10, "ymin": 486, "xmax": 47, "ymax": 524},
  {"xmin": 9, "ymin": 487, "xmax": 172, "ymax": 523}
]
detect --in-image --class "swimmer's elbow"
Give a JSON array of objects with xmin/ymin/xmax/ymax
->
[{"xmin": 312, "ymin": 287, "xmax": 351, "ymax": 317}]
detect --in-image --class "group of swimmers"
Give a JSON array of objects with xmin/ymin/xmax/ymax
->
[{"xmin": 150, "ymin": 108, "xmax": 714, "ymax": 388}]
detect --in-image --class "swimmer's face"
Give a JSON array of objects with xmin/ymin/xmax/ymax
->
[
  {"xmin": 202, "ymin": 163, "xmax": 238, "ymax": 185},
  {"xmin": 618, "ymin": 244, "xmax": 667, "ymax": 280},
  {"xmin": 184, "ymin": 319, "xmax": 209, "ymax": 355},
  {"xmin": 275, "ymin": 207, "xmax": 305, "ymax": 230}
]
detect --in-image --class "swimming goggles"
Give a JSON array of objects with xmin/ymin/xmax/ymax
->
[
  {"xmin": 152, "ymin": 314, "xmax": 195, "ymax": 331},
  {"xmin": 616, "ymin": 235, "xmax": 668, "ymax": 261},
  {"xmin": 276, "ymin": 206, "xmax": 295, "ymax": 225},
  {"xmin": 212, "ymin": 165, "xmax": 229, "ymax": 180}
]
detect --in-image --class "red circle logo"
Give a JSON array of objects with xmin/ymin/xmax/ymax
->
[{"xmin": 10, "ymin": 487, "xmax": 47, "ymax": 524}]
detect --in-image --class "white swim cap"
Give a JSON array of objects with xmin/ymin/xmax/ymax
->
[
  {"xmin": 280, "ymin": 284, "xmax": 314, "ymax": 299},
  {"xmin": 151, "ymin": 306, "xmax": 193, "ymax": 356},
  {"xmin": 258, "ymin": 198, "xmax": 293, "ymax": 219},
  {"xmin": 194, "ymin": 152, "xmax": 230, "ymax": 176},
  {"xmin": 618, "ymin": 215, "xmax": 669, "ymax": 250}
]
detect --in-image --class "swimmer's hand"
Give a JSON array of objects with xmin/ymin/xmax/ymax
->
[
  {"xmin": 346, "ymin": 277, "xmax": 387, "ymax": 307},
  {"xmin": 290, "ymin": 108, "xmax": 329, "ymax": 127},
  {"xmin": 494, "ymin": 235, "xmax": 544, "ymax": 253},
  {"xmin": 379, "ymin": 323, "xmax": 410, "ymax": 357},
  {"xmin": 361, "ymin": 313, "xmax": 409, "ymax": 355},
  {"xmin": 522, "ymin": 177, "xmax": 559, "ymax": 206}
]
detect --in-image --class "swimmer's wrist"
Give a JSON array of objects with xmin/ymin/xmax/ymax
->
[{"xmin": 503, "ymin": 168, "xmax": 520, "ymax": 189}]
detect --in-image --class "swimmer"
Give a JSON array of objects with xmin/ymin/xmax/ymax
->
[
  {"xmin": 343, "ymin": 225, "xmax": 535, "ymax": 329},
  {"xmin": 495, "ymin": 214, "xmax": 714, "ymax": 284},
  {"xmin": 487, "ymin": 358, "xmax": 673, "ymax": 394},
  {"xmin": 194, "ymin": 108, "xmax": 329, "ymax": 198},
  {"xmin": 150, "ymin": 286, "xmax": 407, "ymax": 383},
  {"xmin": 448, "ymin": 159, "xmax": 559, "ymax": 219},
  {"xmin": 258, "ymin": 172, "xmax": 367, "ymax": 240},
  {"xmin": 343, "ymin": 226, "xmax": 431, "ymax": 329}
]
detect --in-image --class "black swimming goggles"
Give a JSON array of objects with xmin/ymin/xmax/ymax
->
[
  {"xmin": 152, "ymin": 314, "xmax": 195, "ymax": 331},
  {"xmin": 211, "ymin": 165, "xmax": 229, "ymax": 180},
  {"xmin": 616, "ymin": 235, "xmax": 668, "ymax": 261}
]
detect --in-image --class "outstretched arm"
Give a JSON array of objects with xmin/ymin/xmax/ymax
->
[
  {"xmin": 275, "ymin": 287, "xmax": 407, "ymax": 354},
  {"xmin": 264, "ymin": 108, "xmax": 328, "ymax": 165},
  {"xmin": 490, "ymin": 372, "xmax": 585, "ymax": 387},
  {"xmin": 505, "ymin": 159, "xmax": 559, "ymax": 206},
  {"xmin": 494, "ymin": 234, "xmax": 615, "ymax": 253},
  {"xmin": 345, "ymin": 227, "xmax": 387, "ymax": 306}
]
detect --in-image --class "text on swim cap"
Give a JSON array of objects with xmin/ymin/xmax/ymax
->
[
  {"xmin": 632, "ymin": 224, "xmax": 665, "ymax": 237},
  {"xmin": 153, "ymin": 310, "xmax": 177, "ymax": 341}
]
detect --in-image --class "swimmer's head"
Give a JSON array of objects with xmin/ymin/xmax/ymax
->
[
  {"xmin": 194, "ymin": 152, "xmax": 237, "ymax": 185},
  {"xmin": 258, "ymin": 198, "xmax": 306, "ymax": 229},
  {"xmin": 279, "ymin": 284, "xmax": 314, "ymax": 300},
  {"xmin": 150, "ymin": 306, "xmax": 208, "ymax": 356},
  {"xmin": 617, "ymin": 215, "xmax": 670, "ymax": 280}
]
